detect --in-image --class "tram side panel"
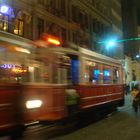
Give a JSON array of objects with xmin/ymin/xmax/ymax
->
[
  {"xmin": 0, "ymin": 83, "xmax": 21, "ymax": 135},
  {"xmin": 21, "ymin": 84, "xmax": 67, "ymax": 124},
  {"xmin": 75, "ymin": 84, "xmax": 125, "ymax": 111}
]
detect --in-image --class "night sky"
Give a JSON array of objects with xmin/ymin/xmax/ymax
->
[
  {"xmin": 137, "ymin": 9, "xmax": 140, "ymax": 25},
  {"xmin": 122, "ymin": 0, "xmax": 140, "ymax": 25},
  {"xmin": 135, "ymin": 0, "xmax": 140, "ymax": 24}
]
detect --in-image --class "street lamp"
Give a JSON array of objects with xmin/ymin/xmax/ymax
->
[
  {"xmin": 105, "ymin": 39, "xmax": 116, "ymax": 50},
  {"xmin": 134, "ymin": 54, "xmax": 140, "ymax": 61},
  {"xmin": 136, "ymin": 54, "xmax": 140, "ymax": 58},
  {"xmin": 97, "ymin": 36, "xmax": 118, "ymax": 57}
]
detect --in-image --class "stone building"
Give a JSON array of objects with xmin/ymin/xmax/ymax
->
[{"xmin": 0, "ymin": 0, "xmax": 123, "ymax": 59}]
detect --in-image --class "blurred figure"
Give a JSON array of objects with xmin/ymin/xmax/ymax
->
[
  {"xmin": 65, "ymin": 88, "xmax": 80, "ymax": 115},
  {"xmin": 131, "ymin": 85, "xmax": 140, "ymax": 114},
  {"xmin": 125, "ymin": 83, "xmax": 130, "ymax": 95}
]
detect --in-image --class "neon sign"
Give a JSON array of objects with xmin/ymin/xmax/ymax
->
[
  {"xmin": 0, "ymin": 64, "xmax": 15, "ymax": 69},
  {"xmin": 42, "ymin": 34, "xmax": 61, "ymax": 46},
  {"xmin": 12, "ymin": 68, "xmax": 27, "ymax": 73},
  {"xmin": 0, "ymin": 64, "xmax": 27, "ymax": 73},
  {"xmin": 47, "ymin": 37, "xmax": 61, "ymax": 45}
]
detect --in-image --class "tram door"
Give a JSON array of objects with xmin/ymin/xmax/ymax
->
[
  {"xmin": 56, "ymin": 55, "xmax": 79, "ymax": 85},
  {"xmin": 71, "ymin": 59, "xmax": 79, "ymax": 85}
]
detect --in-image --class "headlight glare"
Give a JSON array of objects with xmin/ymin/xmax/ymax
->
[{"xmin": 26, "ymin": 100, "xmax": 42, "ymax": 109}]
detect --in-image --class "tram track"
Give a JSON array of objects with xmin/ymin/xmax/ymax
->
[{"xmin": 21, "ymin": 120, "xmax": 77, "ymax": 140}]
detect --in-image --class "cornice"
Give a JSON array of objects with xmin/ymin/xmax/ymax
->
[
  {"xmin": 71, "ymin": 0, "xmax": 112, "ymax": 26},
  {"xmin": 34, "ymin": 7, "xmax": 78, "ymax": 31}
]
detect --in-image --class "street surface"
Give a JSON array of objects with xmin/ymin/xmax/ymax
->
[
  {"xmin": 48, "ymin": 94, "xmax": 140, "ymax": 140},
  {"xmin": 21, "ymin": 94, "xmax": 140, "ymax": 140}
]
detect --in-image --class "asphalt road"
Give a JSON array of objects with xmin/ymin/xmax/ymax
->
[{"xmin": 48, "ymin": 94, "xmax": 140, "ymax": 140}]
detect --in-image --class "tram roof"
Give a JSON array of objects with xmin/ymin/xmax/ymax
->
[
  {"xmin": 0, "ymin": 31, "xmax": 35, "ymax": 49},
  {"xmin": 79, "ymin": 47, "xmax": 122, "ymax": 65}
]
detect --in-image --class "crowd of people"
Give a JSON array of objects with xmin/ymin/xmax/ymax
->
[{"xmin": 125, "ymin": 82, "xmax": 140, "ymax": 114}]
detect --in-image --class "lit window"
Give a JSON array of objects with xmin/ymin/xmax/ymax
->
[
  {"xmin": 0, "ymin": 13, "xmax": 9, "ymax": 31},
  {"xmin": 14, "ymin": 13, "xmax": 24, "ymax": 36}
]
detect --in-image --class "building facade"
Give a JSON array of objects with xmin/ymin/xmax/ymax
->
[
  {"xmin": 0, "ymin": 0, "xmax": 123, "ymax": 59},
  {"xmin": 121, "ymin": 0, "xmax": 140, "ymax": 83},
  {"xmin": 122, "ymin": 0, "xmax": 139, "ymax": 58},
  {"xmin": 111, "ymin": 0, "xmax": 124, "ymax": 59}
]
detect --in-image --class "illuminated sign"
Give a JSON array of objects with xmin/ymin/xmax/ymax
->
[
  {"xmin": 0, "ymin": 5, "xmax": 15, "ymax": 17},
  {"xmin": 47, "ymin": 37, "xmax": 60, "ymax": 45},
  {"xmin": 42, "ymin": 34, "xmax": 61, "ymax": 46},
  {"xmin": 0, "ymin": 64, "xmax": 15, "ymax": 69},
  {"xmin": 12, "ymin": 68, "xmax": 27, "ymax": 73},
  {"xmin": 0, "ymin": 64, "xmax": 27, "ymax": 73}
]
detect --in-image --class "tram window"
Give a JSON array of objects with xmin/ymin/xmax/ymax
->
[
  {"xmin": 93, "ymin": 69, "xmax": 100, "ymax": 82},
  {"xmin": 0, "ymin": 63, "xmax": 28, "ymax": 83},
  {"xmin": 103, "ymin": 70, "xmax": 110, "ymax": 77},
  {"xmin": 113, "ymin": 68, "xmax": 119, "ymax": 83},
  {"xmin": 0, "ymin": 64, "xmax": 11, "ymax": 82},
  {"xmin": 52, "ymin": 56, "xmax": 71, "ymax": 84},
  {"xmin": 32, "ymin": 62, "xmax": 50, "ymax": 83},
  {"xmin": 86, "ymin": 61, "xmax": 101, "ymax": 83},
  {"xmin": 34, "ymin": 67, "xmax": 41, "ymax": 82},
  {"xmin": 42, "ymin": 65, "xmax": 49, "ymax": 83},
  {"xmin": 103, "ymin": 69, "xmax": 111, "ymax": 83}
]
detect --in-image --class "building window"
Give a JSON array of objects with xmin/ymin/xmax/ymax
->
[
  {"xmin": 46, "ymin": 0, "xmax": 51, "ymax": 5},
  {"xmin": 73, "ymin": 32, "xmax": 77, "ymax": 44},
  {"xmin": 72, "ymin": 5, "xmax": 78, "ymax": 22},
  {"xmin": 78, "ymin": 11, "xmax": 83, "ymax": 25},
  {"xmin": 38, "ymin": 0, "xmax": 45, "ymax": 5},
  {"xmin": 60, "ymin": 0, "xmax": 66, "ymax": 16},
  {"xmin": 14, "ymin": 12, "xmax": 24, "ymax": 36},
  {"xmin": 0, "ymin": 13, "xmax": 9, "ymax": 31},
  {"xmin": 84, "ymin": 14, "xmax": 88, "ymax": 30},
  {"xmin": 61, "ymin": 28, "xmax": 66, "ymax": 41},
  {"xmin": 50, "ymin": 0, "xmax": 56, "ymax": 8},
  {"xmin": 38, "ymin": 18, "xmax": 44, "ymax": 38}
]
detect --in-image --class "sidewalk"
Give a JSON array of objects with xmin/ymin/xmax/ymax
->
[{"xmin": 118, "ymin": 94, "xmax": 140, "ymax": 118}]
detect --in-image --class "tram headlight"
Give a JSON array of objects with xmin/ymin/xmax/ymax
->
[{"xmin": 26, "ymin": 100, "xmax": 43, "ymax": 109}]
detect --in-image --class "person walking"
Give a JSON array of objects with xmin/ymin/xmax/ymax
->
[
  {"xmin": 131, "ymin": 85, "xmax": 140, "ymax": 114},
  {"xmin": 125, "ymin": 83, "xmax": 130, "ymax": 95},
  {"xmin": 65, "ymin": 88, "xmax": 80, "ymax": 115}
]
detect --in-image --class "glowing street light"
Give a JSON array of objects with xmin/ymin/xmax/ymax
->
[
  {"xmin": 106, "ymin": 40, "xmax": 116, "ymax": 48},
  {"xmin": 108, "ymin": 41, "xmax": 115, "ymax": 46},
  {"xmin": 97, "ymin": 36, "xmax": 118, "ymax": 57},
  {"xmin": 98, "ymin": 37, "xmax": 140, "ymax": 45},
  {"xmin": 104, "ymin": 39, "xmax": 117, "ymax": 50},
  {"xmin": 98, "ymin": 35, "xmax": 118, "ymax": 48},
  {"xmin": 136, "ymin": 54, "xmax": 140, "ymax": 58},
  {"xmin": 0, "ymin": 5, "xmax": 9, "ymax": 14}
]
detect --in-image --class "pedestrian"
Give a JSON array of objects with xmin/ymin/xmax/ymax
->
[
  {"xmin": 125, "ymin": 83, "xmax": 130, "ymax": 95},
  {"xmin": 65, "ymin": 88, "xmax": 80, "ymax": 115},
  {"xmin": 131, "ymin": 85, "xmax": 140, "ymax": 114}
]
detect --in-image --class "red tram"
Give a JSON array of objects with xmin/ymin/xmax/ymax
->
[
  {"xmin": 0, "ymin": 33, "xmax": 125, "ymax": 136},
  {"xmin": 21, "ymin": 36, "xmax": 125, "ymax": 124},
  {"xmin": 0, "ymin": 31, "xmax": 35, "ymax": 136}
]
